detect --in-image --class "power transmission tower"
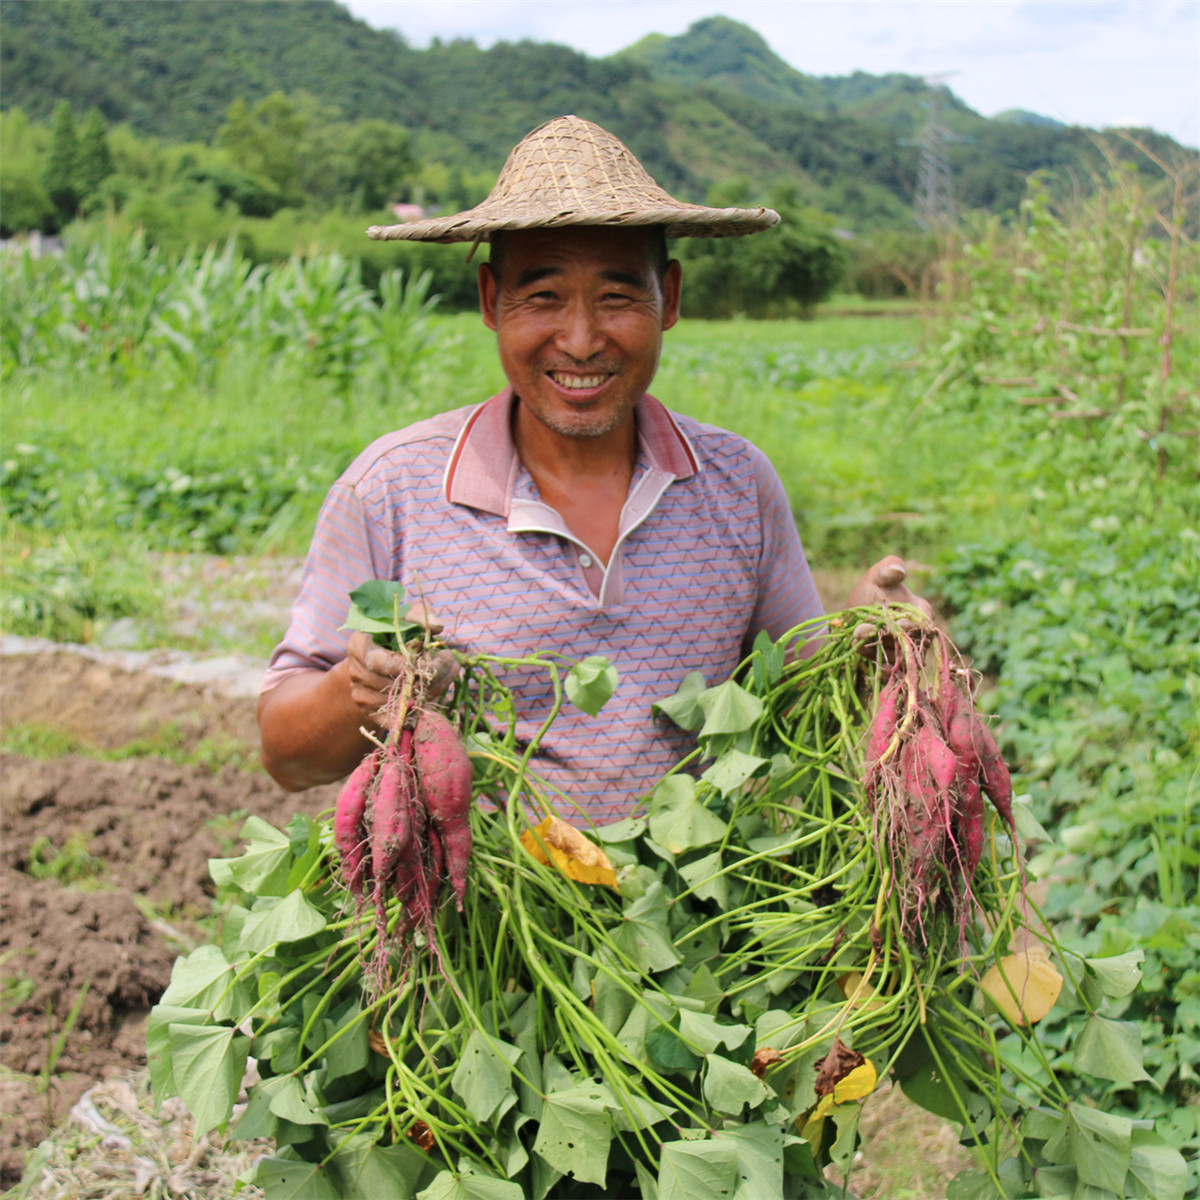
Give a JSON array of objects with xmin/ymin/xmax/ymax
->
[{"xmin": 909, "ymin": 73, "xmax": 963, "ymax": 231}]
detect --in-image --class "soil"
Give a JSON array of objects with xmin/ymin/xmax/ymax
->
[{"xmin": 0, "ymin": 651, "xmax": 339, "ymax": 1189}]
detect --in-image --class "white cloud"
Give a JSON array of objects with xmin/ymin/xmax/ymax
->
[{"xmin": 342, "ymin": 0, "xmax": 1200, "ymax": 146}]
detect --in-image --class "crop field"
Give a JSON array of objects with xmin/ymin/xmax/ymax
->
[{"xmin": 1, "ymin": 164, "xmax": 1198, "ymax": 1199}]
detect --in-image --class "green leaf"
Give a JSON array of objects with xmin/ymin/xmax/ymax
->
[
  {"xmin": 342, "ymin": 581, "xmax": 421, "ymax": 643},
  {"xmin": 1073, "ymin": 1015, "xmax": 1151, "ymax": 1084},
  {"xmin": 1011, "ymin": 794, "xmax": 1053, "ymax": 844},
  {"xmin": 715, "ymin": 1123, "xmax": 785, "ymax": 1200},
  {"xmin": 1081, "ymin": 950, "xmax": 1144, "ymax": 1003},
  {"xmin": 146, "ymin": 1004, "xmax": 209, "ymax": 1098},
  {"xmin": 417, "ymin": 1170, "xmax": 525, "ymax": 1200},
  {"xmin": 613, "ymin": 882, "xmax": 682, "ymax": 972},
  {"xmin": 703, "ymin": 1054, "xmax": 768, "ymax": 1114},
  {"xmin": 1127, "ymin": 1128, "xmax": 1188, "ymax": 1200},
  {"xmin": 679, "ymin": 851, "xmax": 729, "ymax": 908},
  {"xmin": 646, "ymin": 1021, "xmax": 702, "ymax": 1071},
  {"xmin": 332, "ymin": 1135, "xmax": 428, "ymax": 1200},
  {"xmin": 678, "ymin": 1010, "xmax": 751, "ymax": 1054},
  {"xmin": 946, "ymin": 1170, "xmax": 1005, "ymax": 1200},
  {"xmin": 565, "ymin": 655, "xmax": 618, "ymax": 716},
  {"xmin": 701, "ymin": 749, "xmax": 770, "ymax": 797},
  {"xmin": 695, "ymin": 679, "xmax": 764, "ymax": 739},
  {"xmin": 750, "ymin": 629, "xmax": 786, "ymax": 690},
  {"xmin": 450, "ymin": 1030, "xmax": 522, "ymax": 1124},
  {"xmin": 1044, "ymin": 1105, "xmax": 1132, "ymax": 1195},
  {"xmin": 168, "ymin": 1024, "xmax": 249, "ymax": 1136},
  {"xmin": 237, "ymin": 890, "xmax": 327, "ymax": 955},
  {"xmin": 158, "ymin": 944, "xmax": 244, "ymax": 1020},
  {"xmin": 827, "ymin": 1104, "xmax": 861, "ymax": 1175},
  {"xmin": 347, "ymin": 579, "xmax": 406, "ymax": 622},
  {"xmin": 594, "ymin": 815, "xmax": 647, "ymax": 843},
  {"xmin": 658, "ymin": 1138, "xmax": 740, "ymax": 1200},
  {"xmin": 653, "ymin": 670, "xmax": 708, "ymax": 731},
  {"xmin": 647, "ymin": 776, "xmax": 728, "ymax": 855},
  {"xmin": 268, "ymin": 1074, "xmax": 327, "ymax": 1126},
  {"xmin": 635, "ymin": 1160, "xmax": 661, "ymax": 1200},
  {"xmin": 532, "ymin": 1081, "xmax": 614, "ymax": 1186},
  {"xmin": 209, "ymin": 816, "xmax": 292, "ymax": 897},
  {"xmin": 254, "ymin": 1156, "xmax": 343, "ymax": 1200},
  {"xmin": 230, "ymin": 1076, "xmax": 283, "ymax": 1141}
]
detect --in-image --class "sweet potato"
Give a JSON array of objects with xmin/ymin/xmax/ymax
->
[
  {"xmin": 413, "ymin": 709, "xmax": 473, "ymax": 910},
  {"xmin": 334, "ymin": 748, "xmax": 378, "ymax": 897},
  {"xmin": 971, "ymin": 716, "xmax": 1015, "ymax": 831}
]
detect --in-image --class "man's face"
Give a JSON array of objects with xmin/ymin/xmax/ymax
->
[{"xmin": 478, "ymin": 226, "xmax": 681, "ymax": 441}]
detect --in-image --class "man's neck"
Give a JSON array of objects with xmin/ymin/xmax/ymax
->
[{"xmin": 513, "ymin": 400, "xmax": 637, "ymax": 566}]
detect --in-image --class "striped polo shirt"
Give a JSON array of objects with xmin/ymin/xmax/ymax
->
[{"xmin": 263, "ymin": 388, "xmax": 823, "ymax": 822}]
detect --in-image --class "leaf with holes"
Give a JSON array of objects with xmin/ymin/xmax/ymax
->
[{"xmin": 531, "ymin": 1081, "xmax": 614, "ymax": 1186}]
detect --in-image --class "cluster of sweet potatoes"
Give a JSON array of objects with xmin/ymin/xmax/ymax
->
[
  {"xmin": 863, "ymin": 625, "xmax": 1015, "ymax": 944},
  {"xmin": 333, "ymin": 705, "xmax": 473, "ymax": 976}
]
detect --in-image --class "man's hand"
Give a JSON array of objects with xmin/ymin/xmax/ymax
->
[
  {"xmin": 259, "ymin": 603, "xmax": 462, "ymax": 791},
  {"xmin": 847, "ymin": 555, "xmax": 935, "ymax": 641},
  {"xmin": 347, "ymin": 604, "xmax": 460, "ymax": 728}
]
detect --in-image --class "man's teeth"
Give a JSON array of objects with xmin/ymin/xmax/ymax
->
[{"xmin": 552, "ymin": 373, "xmax": 608, "ymax": 390}]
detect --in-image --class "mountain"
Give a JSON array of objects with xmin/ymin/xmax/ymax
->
[{"xmin": 1, "ymin": 2, "xmax": 1188, "ymax": 228}]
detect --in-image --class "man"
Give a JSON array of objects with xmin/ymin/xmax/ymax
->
[{"xmin": 259, "ymin": 116, "xmax": 926, "ymax": 820}]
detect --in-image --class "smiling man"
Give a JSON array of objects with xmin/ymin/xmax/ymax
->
[{"xmin": 258, "ymin": 116, "xmax": 925, "ymax": 817}]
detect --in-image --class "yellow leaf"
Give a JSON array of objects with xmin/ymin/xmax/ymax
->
[
  {"xmin": 980, "ymin": 948, "xmax": 1063, "ymax": 1025},
  {"xmin": 837, "ymin": 971, "xmax": 886, "ymax": 1013},
  {"xmin": 798, "ymin": 1108, "xmax": 828, "ymax": 1155},
  {"xmin": 520, "ymin": 817, "xmax": 619, "ymax": 891},
  {"xmin": 832, "ymin": 1059, "xmax": 877, "ymax": 1104}
]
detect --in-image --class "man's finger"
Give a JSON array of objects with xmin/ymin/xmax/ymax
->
[{"xmin": 873, "ymin": 559, "xmax": 907, "ymax": 589}]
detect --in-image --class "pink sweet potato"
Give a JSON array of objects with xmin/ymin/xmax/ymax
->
[
  {"xmin": 971, "ymin": 716, "xmax": 1015, "ymax": 831},
  {"xmin": 334, "ymin": 749, "xmax": 378, "ymax": 897},
  {"xmin": 413, "ymin": 709, "xmax": 473, "ymax": 910},
  {"xmin": 371, "ymin": 731, "xmax": 414, "ymax": 898}
]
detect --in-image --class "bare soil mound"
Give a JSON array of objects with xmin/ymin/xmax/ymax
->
[
  {"xmin": 0, "ymin": 650, "xmax": 261, "ymax": 754},
  {"xmin": 0, "ymin": 654, "xmax": 338, "ymax": 1188}
]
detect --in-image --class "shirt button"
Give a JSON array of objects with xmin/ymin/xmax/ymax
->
[{"xmin": 579, "ymin": 554, "xmax": 593, "ymax": 568}]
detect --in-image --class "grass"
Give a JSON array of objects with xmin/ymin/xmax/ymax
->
[{"xmin": 0, "ymin": 721, "xmax": 256, "ymax": 770}]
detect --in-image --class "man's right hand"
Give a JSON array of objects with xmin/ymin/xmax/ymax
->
[
  {"xmin": 259, "ymin": 604, "xmax": 460, "ymax": 791},
  {"xmin": 346, "ymin": 628, "xmax": 460, "ymax": 728}
]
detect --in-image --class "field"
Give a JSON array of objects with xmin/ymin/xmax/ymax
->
[{"xmin": 2, "ymin": 178, "xmax": 1198, "ymax": 1199}]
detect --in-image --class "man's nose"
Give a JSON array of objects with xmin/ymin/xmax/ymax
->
[{"xmin": 554, "ymin": 300, "xmax": 605, "ymax": 361}]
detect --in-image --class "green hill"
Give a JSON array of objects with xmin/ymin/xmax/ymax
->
[{"xmin": 1, "ymin": 1, "xmax": 1189, "ymax": 229}]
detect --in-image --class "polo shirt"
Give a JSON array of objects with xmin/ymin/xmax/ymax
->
[{"xmin": 263, "ymin": 388, "xmax": 823, "ymax": 822}]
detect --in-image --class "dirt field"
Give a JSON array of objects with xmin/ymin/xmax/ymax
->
[
  {"xmin": 0, "ymin": 565, "xmax": 967, "ymax": 1195},
  {"xmin": 0, "ymin": 651, "xmax": 341, "ymax": 1188}
]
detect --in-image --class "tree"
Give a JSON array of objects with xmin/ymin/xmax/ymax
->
[
  {"xmin": 344, "ymin": 120, "xmax": 415, "ymax": 210},
  {"xmin": 42, "ymin": 99, "xmax": 79, "ymax": 222},
  {"xmin": 217, "ymin": 93, "xmax": 309, "ymax": 200},
  {"xmin": 75, "ymin": 108, "xmax": 115, "ymax": 200}
]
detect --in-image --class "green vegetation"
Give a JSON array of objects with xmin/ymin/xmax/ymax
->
[
  {"xmin": 27, "ymin": 834, "xmax": 107, "ymax": 887},
  {"xmin": 4, "ymin": 3, "xmax": 1193, "ymax": 246}
]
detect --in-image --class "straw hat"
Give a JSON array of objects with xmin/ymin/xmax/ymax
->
[{"xmin": 367, "ymin": 115, "xmax": 779, "ymax": 244}]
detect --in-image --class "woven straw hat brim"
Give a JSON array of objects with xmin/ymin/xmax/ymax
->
[
  {"xmin": 367, "ymin": 205, "xmax": 779, "ymax": 243},
  {"xmin": 366, "ymin": 115, "xmax": 780, "ymax": 244}
]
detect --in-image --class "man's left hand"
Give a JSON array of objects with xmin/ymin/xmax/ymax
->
[{"xmin": 847, "ymin": 555, "xmax": 935, "ymax": 625}]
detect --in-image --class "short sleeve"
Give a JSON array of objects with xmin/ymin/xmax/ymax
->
[
  {"xmin": 746, "ymin": 448, "xmax": 824, "ymax": 647},
  {"xmin": 260, "ymin": 480, "xmax": 392, "ymax": 692}
]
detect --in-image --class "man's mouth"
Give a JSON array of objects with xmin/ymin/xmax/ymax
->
[{"xmin": 549, "ymin": 371, "xmax": 613, "ymax": 391}]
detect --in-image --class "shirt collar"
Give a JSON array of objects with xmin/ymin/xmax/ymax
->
[{"xmin": 442, "ymin": 386, "xmax": 699, "ymax": 517}]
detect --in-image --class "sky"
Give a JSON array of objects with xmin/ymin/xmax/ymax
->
[{"xmin": 342, "ymin": 0, "xmax": 1200, "ymax": 148}]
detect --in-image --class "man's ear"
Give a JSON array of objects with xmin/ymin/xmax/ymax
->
[
  {"xmin": 478, "ymin": 262, "xmax": 498, "ymax": 332},
  {"xmin": 661, "ymin": 259, "xmax": 682, "ymax": 332}
]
